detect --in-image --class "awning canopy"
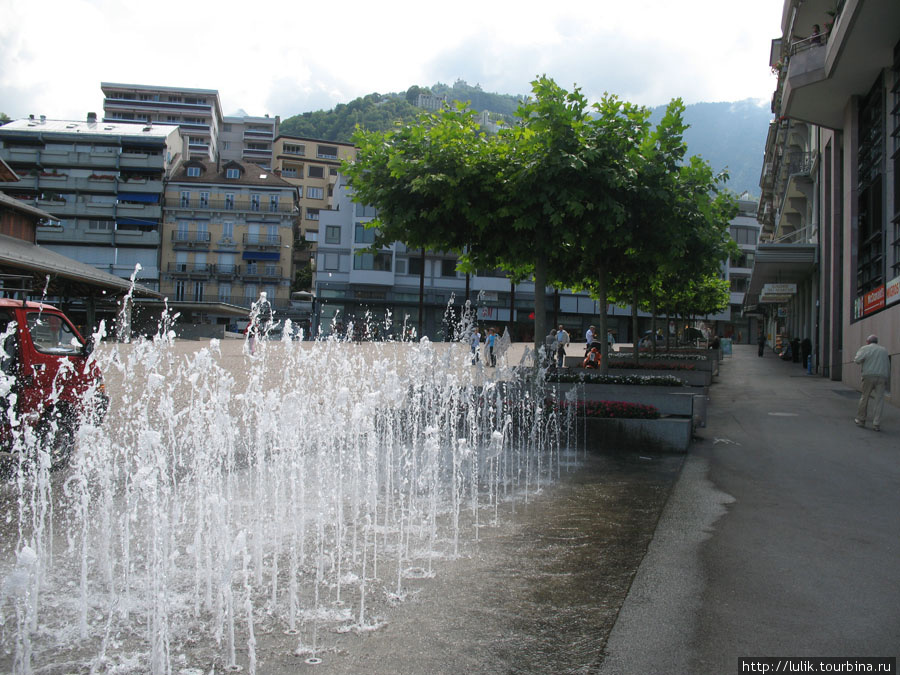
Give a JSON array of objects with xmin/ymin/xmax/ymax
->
[
  {"xmin": 242, "ymin": 251, "xmax": 280, "ymax": 261},
  {"xmin": 744, "ymin": 243, "xmax": 817, "ymax": 310},
  {"xmin": 133, "ymin": 299, "xmax": 250, "ymax": 318},
  {"xmin": 116, "ymin": 217, "xmax": 159, "ymax": 227},
  {"xmin": 118, "ymin": 192, "xmax": 159, "ymax": 203}
]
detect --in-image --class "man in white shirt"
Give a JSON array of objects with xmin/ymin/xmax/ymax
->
[
  {"xmin": 585, "ymin": 325, "xmax": 595, "ymax": 354},
  {"xmin": 853, "ymin": 334, "xmax": 891, "ymax": 431},
  {"xmin": 555, "ymin": 325, "xmax": 570, "ymax": 368}
]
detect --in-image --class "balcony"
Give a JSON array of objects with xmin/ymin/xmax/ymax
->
[
  {"xmin": 118, "ymin": 178, "xmax": 163, "ymax": 193},
  {"xmin": 243, "ymin": 129, "xmax": 274, "ymax": 140},
  {"xmin": 165, "ymin": 194, "xmax": 295, "ymax": 215},
  {"xmin": 120, "ymin": 152, "xmax": 164, "ymax": 170},
  {"xmin": 171, "ymin": 231, "xmax": 211, "ymax": 247},
  {"xmin": 117, "ymin": 202, "xmax": 162, "ymax": 219},
  {"xmin": 168, "ymin": 262, "xmax": 213, "ymax": 278},
  {"xmin": 0, "ymin": 147, "xmax": 41, "ymax": 165},
  {"xmin": 243, "ymin": 233, "xmax": 282, "ymax": 248},
  {"xmin": 214, "ymin": 264, "xmax": 238, "ymax": 278},
  {"xmin": 240, "ymin": 265, "xmax": 282, "ymax": 280},
  {"xmin": 780, "ymin": 0, "xmax": 900, "ymax": 129},
  {"xmin": 104, "ymin": 97, "xmax": 213, "ymax": 113}
]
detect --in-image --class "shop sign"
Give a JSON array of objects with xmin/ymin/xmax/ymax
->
[
  {"xmin": 863, "ymin": 285, "xmax": 885, "ymax": 315},
  {"xmin": 886, "ymin": 276, "xmax": 900, "ymax": 306},
  {"xmin": 761, "ymin": 283, "xmax": 797, "ymax": 295}
]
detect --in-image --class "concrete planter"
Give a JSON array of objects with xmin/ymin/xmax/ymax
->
[
  {"xmin": 572, "ymin": 417, "xmax": 692, "ymax": 453},
  {"xmin": 551, "ymin": 382, "xmax": 708, "ymax": 428}
]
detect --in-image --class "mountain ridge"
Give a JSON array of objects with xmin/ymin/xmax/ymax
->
[{"xmin": 278, "ymin": 82, "xmax": 772, "ymax": 198}]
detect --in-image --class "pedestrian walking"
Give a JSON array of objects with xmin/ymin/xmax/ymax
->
[
  {"xmin": 555, "ymin": 325, "xmax": 570, "ymax": 368},
  {"xmin": 585, "ymin": 325, "xmax": 595, "ymax": 354},
  {"xmin": 853, "ymin": 334, "xmax": 890, "ymax": 431},
  {"xmin": 757, "ymin": 333, "xmax": 766, "ymax": 357}
]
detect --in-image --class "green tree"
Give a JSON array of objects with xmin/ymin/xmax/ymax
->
[{"xmin": 0, "ymin": 112, "xmax": 11, "ymax": 124}]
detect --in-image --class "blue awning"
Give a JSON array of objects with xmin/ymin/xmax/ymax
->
[
  {"xmin": 118, "ymin": 192, "xmax": 159, "ymax": 203},
  {"xmin": 117, "ymin": 217, "xmax": 159, "ymax": 227},
  {"xmin": 242, "ymin": 251, "xmax": 280, "ymax": 261}
]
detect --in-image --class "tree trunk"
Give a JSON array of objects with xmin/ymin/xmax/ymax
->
[
  {"xmin": 631, "ymin": 285, "xmax": 640, "ymax": 368},
  {"xmin": 650, "ymin": 297, "xmax": 658, "ymax": 358},
  {"xmin": 597, "ymin": 265, "xmax": 609, "ymax": 376},
  {"xmin": 418, "ymin": 248, "xmax": 426, "ymax": 337},
  {"xmin": 533, "ymin": 254, "xmax": 548, "ymax": 358}
]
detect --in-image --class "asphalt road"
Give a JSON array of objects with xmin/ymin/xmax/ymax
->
[{"xmin": 599, "ymin": 344, "xmax": 900, "ymax": 674}]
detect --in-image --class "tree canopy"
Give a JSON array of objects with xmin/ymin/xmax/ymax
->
[{"xmin": 344, "ymin": 76, "xmax": 737, "ymax": 363}]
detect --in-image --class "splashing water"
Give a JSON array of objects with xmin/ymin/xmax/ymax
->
[{"xmin": 0, "ymin": 297, "xmax": 577, "ymax": 673}]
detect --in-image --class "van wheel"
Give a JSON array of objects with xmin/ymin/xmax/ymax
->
[{"xmin": 37, "ymin": 410, "xmax": 76, "ymax": 471}]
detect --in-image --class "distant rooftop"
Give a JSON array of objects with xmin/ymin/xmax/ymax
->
[
  {"xmin": 0, "ymin": 118, "xmax": 180, "ymax": 139},
  {"xmin": 101, "ymin": 82, "xmax": 220, "ymax": 96}
]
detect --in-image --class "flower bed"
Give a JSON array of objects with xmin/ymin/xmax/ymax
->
[
  {"xmin": 547, "ymin": 372, "xmax": 684, "ymax": 387},
  {"xmin": 549, "ymin": 399, "xmax": 660, "ymax": 420},
  {"xmin": 602, "ymin": 360, "xmax": 696, "ymax": 371}
]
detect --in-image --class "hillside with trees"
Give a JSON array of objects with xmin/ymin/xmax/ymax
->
[{"xmin": 278, "ymin": 85, "xmax": 771, "ymax": 197}]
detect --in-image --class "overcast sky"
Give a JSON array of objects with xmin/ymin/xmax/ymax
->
[{"xmin": 0, "ymin": 0, "xmax": 785, "ymax": 122}]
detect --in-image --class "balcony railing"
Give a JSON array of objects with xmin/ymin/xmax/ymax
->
[
  {"xmin": 168, "ymin": 262, "xmax": 213, "ymax": 276},
  {"xmin": 164, "ymin": 194, "xmax": 296, "ymax": 214},
  {"xmin": 171, "ymin": 231, "xmax": 211, "ymax": 245},
  {"xmin": 243, "ymin": 233, "xmax": 282, "ymax": 247},
  {"xmin": 239, "ymin": 265, "xmax": 282, "ymax": 279}
]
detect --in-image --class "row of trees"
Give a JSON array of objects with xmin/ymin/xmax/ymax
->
[{"xmin": 342, "ymin": 77, "xmax": 737, "ymax": 373}]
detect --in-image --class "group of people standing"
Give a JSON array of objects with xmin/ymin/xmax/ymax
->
[
  {"xmin": 544, "ymin": 324, "xmax": 615, "ymax": 369},
  {"xmin": 470, "ymin": 326, "xmax": 499, "ymax": 367}
]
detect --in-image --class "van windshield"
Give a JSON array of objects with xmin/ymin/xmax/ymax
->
[{"xmin": 26, "ymin": 312, "xmax": 83, "ymax": 355}]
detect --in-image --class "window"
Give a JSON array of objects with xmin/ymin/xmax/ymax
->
[
  {"xmin": 355, "ymin": 203, "xmax": 377, "ymax": 218},
  {"xmin": 856, "ymin": 76, "xmax": 886, "ymax": 297},
  {"xmin": 325, "ymin": 225, "xmax": 341, "ymax": 244},
  {"xmin": 250, "ymin": 194, "xmax": 260, "ymax": 212},
  {"xmin": 395, "ymin": 258, "xmax": 407, "ymax": 275},
  {"xmin": 174, "ymin": 280, "xmax": 186, "ymax": 302},
  {"xmin": 306, "ymin": 208, "xmax": 320, "ymax": 220},
  {"xmin": 222, "ymin": 221, "xmax": 234, "ymax": 242},
  {"xmin": 226, "ymin": 168, "xmax": 240, "ymax": 179},
  {"xmin": 307, "ymin": 166, "xmax": 324, "ymax": 179},
  {"xmin": 353, "ymin": 252, "xmax": 392, "ymax": 271},
  {"xmin": 284, "ymin": 143, "xmax": 305, "ymax": 156},
  {"xmin": 307, "ymin": 186, "xmax": 324, "ymax": 200},
  {"xmin": 180, "ymin": 191, "xmax": 191, "ymax": 207},
  {"xmin": 329, "ymin": 168, "xmax": 338, "ymax": 176},
  {"xmin": 441, "ymin": 259, "xmax": 458, "ymax": 277},
  {"xmin": 219, "ymin": 283, "xmax": 231, "ymax": 303},
  {"xmin": 267, "ymin": 225, "xmax": 279, "ymax": 244},
  {"xmin": 408, "ymin": 256, "xmax": 423, "ymax": 276},
  {"xmin": 197, "ymin": 222, "xmax": 209, "ymax": 242},
  {"xmin": 269, "ymin": 195, "xmax": 279, "ymax": 212},
  {"xmin": 244, "ymin": 284, "xmax": 257, "ymax": 304},
  {"xmin": 223, "ymin": 124, "xmax": 232, "ymax": 132},
  {"xmin": 317, "ymin": 145, "xmax": 338, "ymax": 159},
  {"xmin": 282, "ymin": 168, "xmax": 297, "ymax": 178},
  {"xmin": 218, "ymin": 253, "xmax": 235, "ymax": 274},
  {"xmin": 224, "ymin": 193, "xmax": 234, "ymax": 210},
  {"xmin": 324, "ymin": 253, "xmax": 339, "ymax": 270},
  {"xmin": 193, "ymin": 282, "xmax": 204, "ymax": 302},
  {"xmin": 88, "ymin": 220, "xmax": 113, "ymax": 231},
  {"xmin": 199, "ymin": 192, "xmax": 209, "ymax": 208},
  {"xmin": 221, "ymin": 141, "xmax": 230, "ymax": 150},
  {"xmin": 25, "ymin": 312, "xmax": 82, "ymax": 355},
  {"xmin": 186, "ymin": 166, "xmax": 201, "ymax": 177},
  {"xmin": 354, "ymin": 223, "xmax": 376, "ymax": 244},
  {"xmin": 729, "ymin": 277, "xmax": 750, "ymax": 293}
]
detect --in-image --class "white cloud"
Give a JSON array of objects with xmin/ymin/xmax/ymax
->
[{"xmin": 0, "ymin": 0, "xmax": 784, "ymax": 121}]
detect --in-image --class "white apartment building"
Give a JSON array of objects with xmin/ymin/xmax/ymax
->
[{"xmin": 102, "ymin": 82, "xmax": 223, "ymax": 161}]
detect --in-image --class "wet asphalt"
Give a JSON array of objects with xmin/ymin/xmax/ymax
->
[{"xmin": 599, "ymin": 344, "xmax": 900, "ymax": 674}]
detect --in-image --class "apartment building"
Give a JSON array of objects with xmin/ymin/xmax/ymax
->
[
  {"xmin": 315, "ymin": 177, "xmax": 647, "ymax": 342},
  {"xmin": 102, "ymin": 82, "xmax": 222, "ymax": 161},
  {"xmin": 219, "ymin": 114, "xmax": 279, "ymax": 168},
  {"xmin": 161, "ymin": 158, "xmax": 298, "ymax": 326},
  {"xmin": 271, "ymin": 135, "xmax": 356, "ymax": 277},
  {"xmin": 0, "ymin": 116, "xmax": 182, "ymax": 293},
  {"xmin": 749, "ymin": 0, "xmax": 899, "ymax": 395}
]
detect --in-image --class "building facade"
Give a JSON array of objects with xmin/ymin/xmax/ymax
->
[
  {"xmin": 271, "ymin": 136, "xmax": 356, "ymax": 282},
  {"xmin": 219, "ymin": 114, "xmax": 279, "ymax": 168},
  {"xmin": 749, "ymin": 0, "xmax": 899, "ymax": 396},
  {"xmin": 161, "ymin": 158, "xmax": 297, "ymax": 326},
  {"xmin": 102, "ymin": 82, "xmax": 223, "ymax": 161},
  {"xmin": 0, "ymin": 116, "xmax": 182, "ymax": 291}
]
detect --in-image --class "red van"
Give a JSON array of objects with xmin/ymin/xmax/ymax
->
[{"xmin": 1, "ymin": 298, "xmax": 108, "ymax": 470}]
